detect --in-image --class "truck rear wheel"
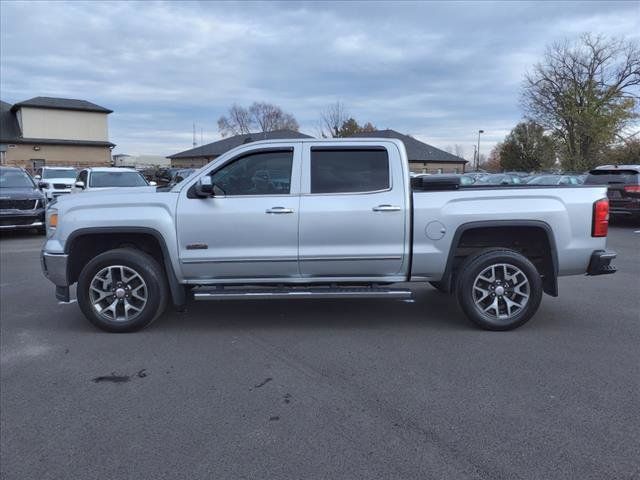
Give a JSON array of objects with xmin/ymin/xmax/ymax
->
[
  {"xmin": 455, "ymin": 249, "xmax": 542, "ymax": 331},
  {"xmin": 77, "ymin": 248, "xmax": 167, "ymax": 332}
]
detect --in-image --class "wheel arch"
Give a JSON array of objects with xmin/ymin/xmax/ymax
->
[
  {"xmin": 65, "ymin": 227, "xmax": 186, "ymax": 308},
  {"xmin": 440, "ymin": 220, "xmax": 558, "ymax": 296}
]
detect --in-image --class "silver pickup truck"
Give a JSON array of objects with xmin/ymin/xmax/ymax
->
[{"xmin": 41, "ymin": 138, "xmax": 616, "ymax": 332}]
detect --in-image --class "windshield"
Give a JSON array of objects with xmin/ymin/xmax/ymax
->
[
  {"xmin": 0, "ymin": 169, "xmax": 35, "ymax": 188},
  {"xmin": 89, "ymin": 171, "xmax": 149, "ymax": 188},
  {"xmin": 477, "ymin": 175, "xmax": 505, "ymax": 184},
  {"xmin": 528, "ymin": 175, "xmax": 559, "ymax": 184},
  {"xmin": 43, "ymin": 169, "xmax": 77, "ymax": 179}
]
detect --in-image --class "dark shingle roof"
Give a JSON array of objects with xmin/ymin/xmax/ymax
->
[
  {"xmin": 0, "ymin": 100, "xmax": 22, "ymax": 142},
  {"xmin": 169, "ymin": 129, "xmax": 312, "ymax": 159},
  {"xmin": 11, "ymin": 96, "xmax": 112, "ymax": 114},
  {"xmin": 348, "ymin": 129, "xmax": 467, "ymax": 164}
]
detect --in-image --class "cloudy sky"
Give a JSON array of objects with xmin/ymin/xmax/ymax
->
[{"xmin": 1, "ymin": 1, "xmax": 639, "ymax": 158}]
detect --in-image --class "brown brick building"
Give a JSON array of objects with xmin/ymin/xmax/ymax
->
[{"xmin": 0, "ymin": 97, "xmax": 114, "ymax": 171}]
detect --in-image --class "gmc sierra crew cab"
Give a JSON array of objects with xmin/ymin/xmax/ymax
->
[{"xmin": 41, "ymin": 138, "xmax": 616, "ymax": 332}]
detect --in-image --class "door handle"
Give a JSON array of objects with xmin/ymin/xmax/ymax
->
[
  {"xmin": 265, "ymin": 206, "xmax": 294, "ymax": 214},
  {"xmin": 372, "ymin": 205, "xmax": 401, "ymax": 212}
]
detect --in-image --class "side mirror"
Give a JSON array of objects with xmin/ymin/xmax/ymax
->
[
  {"xmin": 194, "ymin": 176, "xmax": 214, "ymax": 197},
  {"xmin": 75, "ymin": 181, "xmax": 85, "ymax": 189},
  {"xmin": 38, "ymin": 181, "xmax": 47, "ymax": 189},
  {"xmin": 149, "ymin": 181, "xmax": 157, "ymax": 186}
]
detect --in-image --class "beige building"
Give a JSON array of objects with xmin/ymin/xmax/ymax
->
[{"xmin": 0, "ymin": 97, "xmax": 114, "ymax": 171}]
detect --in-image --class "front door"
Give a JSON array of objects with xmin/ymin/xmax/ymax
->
[
  {"xmin": 298, "ymin": 144, "xmax": 408, "ymax": 279},
  {"xmin": 177, "ymin": 147, "xmax": 301, "ymax": 281}
]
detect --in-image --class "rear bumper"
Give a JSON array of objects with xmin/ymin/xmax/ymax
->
[
  {"xmin": 609, "ymin": 198, "xmax": 640, "ymax": 216},
  {"xmin": 586, "ymin": 250, "xmax": 617, "ymax": 276}
]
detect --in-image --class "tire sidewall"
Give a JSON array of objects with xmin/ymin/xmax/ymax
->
[
  {"xmin": 456, "ymin": 250, "xmax": 543, "ymax": 331},
  {"xmin": 77, "ymin": 249, "xmax": 166, "ymax": 332}
]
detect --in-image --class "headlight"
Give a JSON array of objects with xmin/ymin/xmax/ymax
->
[{"xmin": 46, "ymin": 208, "xmax": 58, "ymax": 237}]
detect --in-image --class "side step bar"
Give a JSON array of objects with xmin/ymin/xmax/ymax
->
[{"xmin": 193, "ymin": 287, "xmax": 413, "ymax": 301}]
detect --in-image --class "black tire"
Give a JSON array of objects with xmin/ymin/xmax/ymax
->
[
  {"xmin": 429, "ymin": 281, "xmax": 448, "ymax": 293},
  {"xmin": 77, "ymin": 248, "xmax": 168, "ymax": 332},
  {"xmin": 455, "ymin": 248, "xmax": 543, "ymax": 331}
]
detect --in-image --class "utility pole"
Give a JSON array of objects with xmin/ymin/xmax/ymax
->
[{"xmin": 476, "ymin": 129, "xmax": 484, "ymax": 171}]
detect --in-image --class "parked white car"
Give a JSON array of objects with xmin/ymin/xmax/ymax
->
[
  {"xmin": 34, "ymin": 166, "xmax": 78, "ymax": 200},
  {"xmin": 71, "ymin": 167, "xmax": 156, "ymax": 193}
]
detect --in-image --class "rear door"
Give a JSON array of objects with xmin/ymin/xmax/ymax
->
[{"xmin": 298, "ymin": 142, "xmax": 409, "ymax": 279}]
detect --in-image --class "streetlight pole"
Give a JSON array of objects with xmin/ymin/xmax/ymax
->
[{"xmin": 476, "ymin": 129, "xmax": 484, "ymax": 171}]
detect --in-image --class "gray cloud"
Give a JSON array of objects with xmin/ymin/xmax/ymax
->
[{"xmin": 1, "ymin": 1, "xmax": 638, "ymax": 157}]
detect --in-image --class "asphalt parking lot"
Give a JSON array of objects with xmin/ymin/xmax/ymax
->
[{"xmin": 1, "ymin": 224, "xmax": 638, "ymax": 480}]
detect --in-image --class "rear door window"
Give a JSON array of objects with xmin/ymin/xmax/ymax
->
[{"xmin": 310, "ymin": 148, "xmax": 389, "ymax": 194}]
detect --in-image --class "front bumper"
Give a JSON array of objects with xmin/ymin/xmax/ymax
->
[
  {"xmin": 0, "ymin": 209, "xmax": 45, "ymax": 230},
  {"xmin": 41, "ymin": 251, "xmax": 71, "ymax": 302},
  {"xmin": 586, "ymin": 250, "xmax": 617, "ymax": 276},
  {"xmin": 41, "ymin": 251, "xmax": 69, "ymax": 286},
  {"xmin": 45, "ymin": 189, "xmax": 72, "ymax": 200}
]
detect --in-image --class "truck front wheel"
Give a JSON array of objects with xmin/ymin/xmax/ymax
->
[
  {"xmin": 455, "ymin": 249, "xmax": 542, "ymax": 331},
  {"xmin": 77, "ymin": 248, "xmax": 168, "ymax": 332}
]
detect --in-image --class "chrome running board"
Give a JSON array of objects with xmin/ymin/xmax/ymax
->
[{"xmin": 193, "ymin": 286, "xmax": 412, "ymax": 301}]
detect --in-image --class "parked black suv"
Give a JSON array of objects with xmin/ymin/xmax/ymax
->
[
  {"xmin": 585, "ymin": 165, "xmax": 640, "ymax": 221},
  {"xmin": 0, "ymin": 166, "xmax": 46, "ymax": 233}
]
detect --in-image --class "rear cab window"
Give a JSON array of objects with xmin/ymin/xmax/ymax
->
[{"xmin": 309, "ymin": 148, "xmax": 390, "ymax": 194}]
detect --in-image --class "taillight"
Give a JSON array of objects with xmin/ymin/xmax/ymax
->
[
  {"xmin": 623, "ymin": 185, "xmax": 640, "ymax": 193},
  {"xmin": 592, "ymin": 198, "xmax": 609, "ymax": 237}
]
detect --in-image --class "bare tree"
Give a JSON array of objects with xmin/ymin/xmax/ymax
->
[
  {"xmin": 454, "ymin": 144, "xmax": 465, "ymax": 159},
  {"xmin": 249, "ymin": 102, "xmax": 299, "ymax": 133},
  {"xmin": 522, "ymin": 34, "xmax": 640, "ymax": 170},
  {"xmin": 320, "ymin": 101, "xmax": 349, "ymax": 138},
  {"xmin": 217, "ymin": 104, "xmax": 253, "ymax": 137},
  {"xmin": 482, "ymin": 144, "xmax": 503, "ymax": 172},
  {"xmin": 218, "ymin": 102, "xmax": 299, "ymax": 137}
]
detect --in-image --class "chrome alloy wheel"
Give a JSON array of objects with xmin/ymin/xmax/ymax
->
[
  {"xmin": 472, "ymin": 263, "xmax": 530, "ymax": 320},
  {"xmin": 89, "ymin": 265, "xmax": 148, "ymax": 322}
]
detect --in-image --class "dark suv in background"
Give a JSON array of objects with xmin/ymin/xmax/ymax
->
[
  {"xmin": 585, "ymin": 165, "xmax": 640, "ymax": 221},
  {"xmin": 0, "ymin": 166, "xmax": 47, "ymax": 233}
]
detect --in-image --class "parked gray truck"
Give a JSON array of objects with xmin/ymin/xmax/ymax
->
[{"xmin": 41, "ymin": 138, "xmax": 616, "ymax": 332}]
